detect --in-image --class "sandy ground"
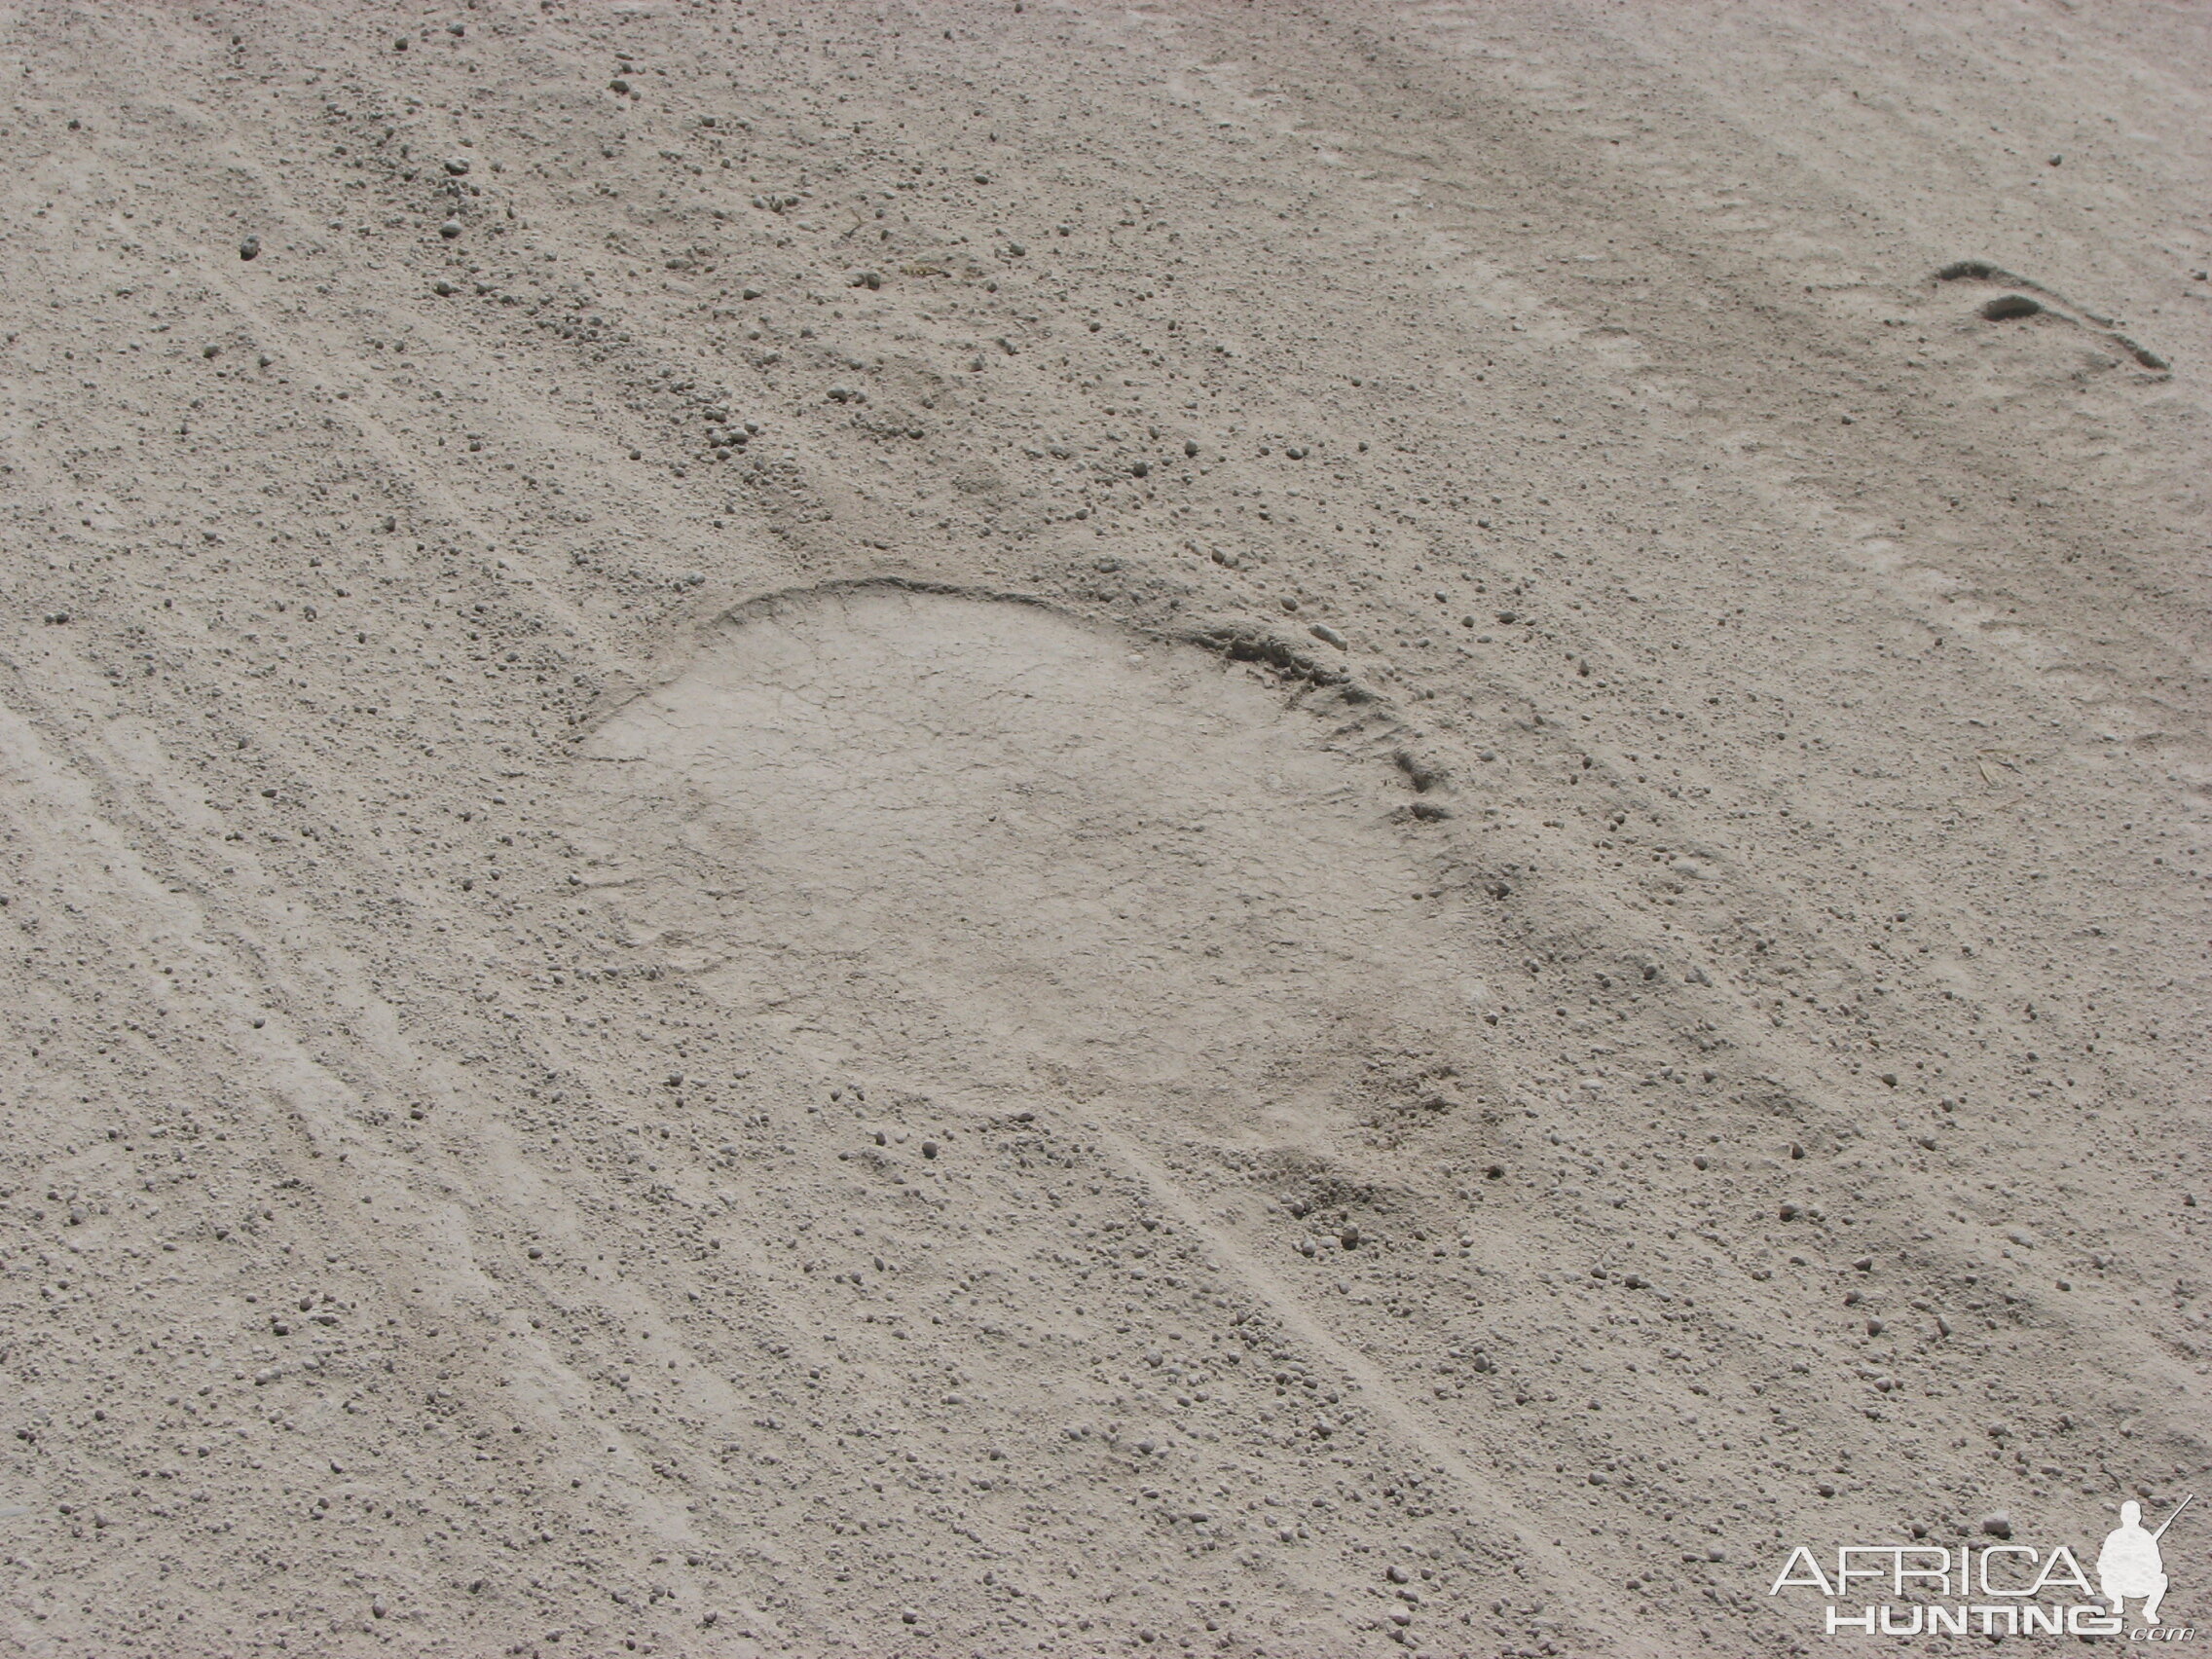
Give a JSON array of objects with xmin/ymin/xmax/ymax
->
[{"xmin": 1, "ymin": 2, "xmax": 2208, "ymax": 1655}]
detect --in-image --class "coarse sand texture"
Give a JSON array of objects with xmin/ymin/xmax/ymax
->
[{"xmin": 0, "ymin": 1, "xmax": 2205, "ymax": 1655}]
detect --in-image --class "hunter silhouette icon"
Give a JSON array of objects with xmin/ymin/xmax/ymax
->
[{"xmin": 2099, "ymin": 1495, "xmax": 2191, "ymax": 1627}]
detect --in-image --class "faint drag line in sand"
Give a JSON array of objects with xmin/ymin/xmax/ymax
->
[
  {"xmin": 150, "ymin": 244, "xmax": 603, "ymax": 646},
  {"xmin": 1101, "ymin": 1127, "xmax": 1665, "ymax": 1658},
  {"xmin": 1222, "ymin": 2, "xmax": 2206, "ymax": 790},
  {"xmin": 85, "ymin": 46, "xmax": 916, "ymax": 747},
  {"xmin": 83, "ymin": 26, "xmax": 849, "ymax": 682},
  {"xmin": 78, "ymin": 39, "xmax": 633, "ymax": 651},
  {"xmin": 0, "ymin": 657, "xmax": 803, "ymax": 1620}
]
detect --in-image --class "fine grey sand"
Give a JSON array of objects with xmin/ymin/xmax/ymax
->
[{"xmin": 1, "ymin": 3, "xmax": 2206, "ymax": 1655}]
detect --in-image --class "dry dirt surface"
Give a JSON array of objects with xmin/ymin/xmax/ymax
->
[{"xmin": 2, "ymin": 2, "xmax": 2208, "ymax": 1655}]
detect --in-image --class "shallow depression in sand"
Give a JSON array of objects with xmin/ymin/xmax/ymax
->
[{"xmin": 569, "ymin": 583, "xmax": 1496, "ymax": 1139}]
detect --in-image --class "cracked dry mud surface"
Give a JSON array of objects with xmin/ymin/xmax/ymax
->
[{"xmin": 0, "ymin": 3, "xmax": 2207, "ymax": 1656}]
